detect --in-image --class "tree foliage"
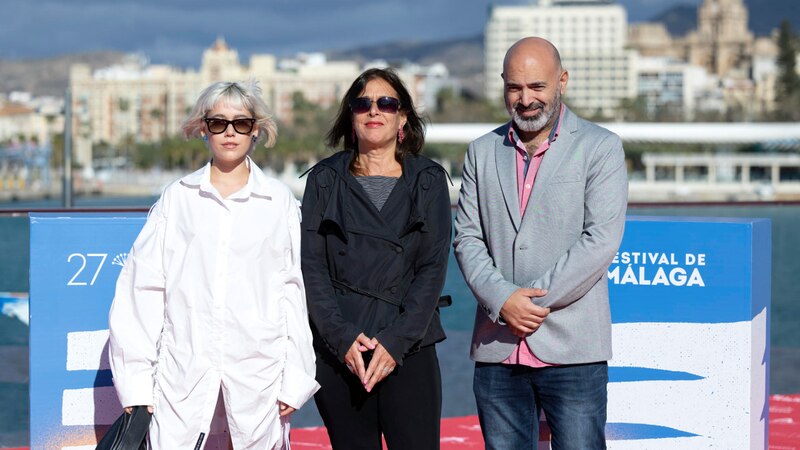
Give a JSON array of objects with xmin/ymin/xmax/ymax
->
[
  {"xmin": 117, "ymin": 136, "xmax": 208, "ymax": 170},
  {"xmin": 429, "ymin": 87, "xmax": 507, "ymax": 123},
  {"xmin": 267, "ymin": 91, "xmax": 335, "ymax": 167}
]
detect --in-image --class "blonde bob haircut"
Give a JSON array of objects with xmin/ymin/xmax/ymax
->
[{"xmin": 181, "ymin": 80, "xmax": 278, "ymax": 148}]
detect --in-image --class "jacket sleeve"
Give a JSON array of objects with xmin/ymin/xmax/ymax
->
[
  {"xmin": 300, "ymin": 169, "xmax": 362, "ymax": 362},
  {"xmin": 528, "ymin": 133, "xmax": 628, "ymax": 309},
  {"xmin": 376, "ymin": 169, "xmax": 452, "ymax": 365},
  {"xmin": 278, "ymin": 193, "xmax": 321, "ymax": 409},
  {"xmin": 108, "ymin": 198, "xmax": 167, "ymax": 408},
  {"xmin": 453, "ymin": 142, "xmax": 520, "ymax": 322}
]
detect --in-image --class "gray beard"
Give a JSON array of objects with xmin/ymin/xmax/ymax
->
[
  {"xmin": 512, "ymin": 108, "xmax": 551, "ymax": 133},
  {"xmin": 510, "ymin": 94, "xmax": 561, "ymax": 134}
]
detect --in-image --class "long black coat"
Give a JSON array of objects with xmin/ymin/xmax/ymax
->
[{"xmin": 301, "ymin": 150, "xmax": 451, "ymax": 365}]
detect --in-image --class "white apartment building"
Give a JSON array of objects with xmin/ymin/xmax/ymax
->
[
  {"xmin": 484, "ymin": 0, "xmax": 636, "ymax": 117},
  {"xmin": 364, "ymin": 60, "xmax": 460, "ymax": 113},
  {"xmin": 635, "ymin": 57, "xmax": 717, "ymax": 120}
]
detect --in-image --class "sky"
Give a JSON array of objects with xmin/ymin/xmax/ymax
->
[{"xmin": 2, "ymin": 0, "xmax": 698, "ymax": 67}]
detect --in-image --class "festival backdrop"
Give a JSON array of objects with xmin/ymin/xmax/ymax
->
[{"xmin": 29, "ymin": 213, "xmax": 770, "ymax": 449}]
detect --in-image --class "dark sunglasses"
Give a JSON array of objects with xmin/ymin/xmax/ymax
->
[
  {"xmin": 204, "ymin": 117, "xmax": 256, "ymax": 135},
  {"xmin": 349, "ymin": 96, "xmax": 401, "ymax": 114}
]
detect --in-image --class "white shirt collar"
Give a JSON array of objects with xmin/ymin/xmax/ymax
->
[{"xmin": 179, "ymin": 156, "xmax": 271, "ymax": 201}]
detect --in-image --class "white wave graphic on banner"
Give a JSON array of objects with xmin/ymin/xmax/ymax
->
[
  {"xmin": 607, "ymin": 308, "xmax": 768, "ymax": 448},
  {"xmin": 66, "ymin": 329, "xmax": 109, "ymax": 371},
  {"xmin": 62, "ymin": 386, "xmax": 121, "ymax": 426}
]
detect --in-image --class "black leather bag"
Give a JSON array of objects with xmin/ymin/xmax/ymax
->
[{"xmin": 95, "ymin": 406, "xmax": 152, "ymax": 450}]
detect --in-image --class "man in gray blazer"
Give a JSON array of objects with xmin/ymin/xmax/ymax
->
[{"xmin": 453, "ymin": 37, "xmax": 628, "ymax": 449}]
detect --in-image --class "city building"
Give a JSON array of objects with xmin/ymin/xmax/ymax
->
[
  {"xmin": 0, "ymin": 93, "xmax": 62, "ymax": 193},
  {"xmin": 68, "ymin": 39, "xmax": 361, "ymax": 167},
  {"xmin": 683, "ymin": 0, "xmax": 753, "ymax": 79},
  {"xmin": 484, "ymin": 0, "xmax": 636, "ymax": 117},
  {"xmin": 0, "ymin": 103, "xmax": 39, "ymax": 144},
  {"xmin": 751, "ymin": 36, "xmax": 780, "ymax": 116},
  {"xmin": 0, "ymin": 93, "xmax": 63, "ymax": 145},
  {"xmin": 629, "ymin": 0, "xmax": 754, "ymax": 80},
  {"xmin": 634, "ymin": 57, "xmax": 717, "ymax": 121},
  {"xmin": 68, "ymin": 38, "xmax": 456, "ymax": 168},
  {"xmin": 364, "ymin": 60, "xmax": 460, "ymax": 113},
  {"xmin": 628, "ymin": 0, "xmax": 782, "ymax": 119}
]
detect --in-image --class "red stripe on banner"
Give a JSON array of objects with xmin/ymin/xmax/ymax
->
[{"xmin": 3, "ymin": 395, "xmax": 799, "ymax": 450}]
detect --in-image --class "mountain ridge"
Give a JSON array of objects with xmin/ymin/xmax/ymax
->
[{"xmin": 0, "ymin": 51, "xmax": 127, "ymax": 97}]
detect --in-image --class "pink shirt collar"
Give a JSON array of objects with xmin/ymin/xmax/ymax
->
[{"xmin": 507, "ymin": 103, "xmax": 565, "ymax": 157}]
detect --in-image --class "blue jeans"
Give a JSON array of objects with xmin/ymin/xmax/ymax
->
[{"xmin": 473, "ymin": 361, "xmax": 608, "ymax": 450}]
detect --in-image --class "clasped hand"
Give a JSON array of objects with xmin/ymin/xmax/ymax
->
[
  {"xmin": 124, "ymin": 406, "xmax": 153, "ymax": 414},
  {"xmin": 344, "ymin": 332, "xmax": 396, "ymax": 392},
  {"xmin": 499, "ymin": 288, "xmax": 550, "ymax": 337}
]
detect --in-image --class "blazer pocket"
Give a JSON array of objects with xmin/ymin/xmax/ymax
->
[{"xmin": 548, "ymin": 175, "xmax": 583, "ymax": 185}]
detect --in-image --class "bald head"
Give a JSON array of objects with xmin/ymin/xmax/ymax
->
[
  {"xmin": 503, "ymin": 37, "xmax": 563, "ymax": 77},
  {"xmin": 501, "ymin": 37, "xmax": 568, "ymax": 139}
]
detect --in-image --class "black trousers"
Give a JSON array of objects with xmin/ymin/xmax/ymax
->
[{"xmin": 314, "ymin": 344, "xmax": 442, "ymax": 450}]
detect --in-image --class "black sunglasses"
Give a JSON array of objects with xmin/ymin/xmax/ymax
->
[
  {"xmin": 204, "ymin": 117, "xmax": 256, "ymax": 135},
  {"xmin": 349, "ymin": 96, "xmax": 401, "ymax": 114}
]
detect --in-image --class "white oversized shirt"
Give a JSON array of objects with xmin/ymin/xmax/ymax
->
[{"xmin": 108, "ymin": 158, "xmax": 319, "ymax": 449}]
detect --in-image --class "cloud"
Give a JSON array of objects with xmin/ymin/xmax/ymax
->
[{"xmin": 1, "ymin": 0, "xmax": 688, "ymax": 64}]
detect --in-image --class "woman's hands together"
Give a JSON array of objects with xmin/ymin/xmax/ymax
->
[
  {"xmin": 344, "ymin": 333, "xmax": 396, "ymax": 392},
  {"xmin": 363, "ymin": 340, "xmax": 396, "ymax": 392},
  {"xmin": 344, "ymin": 332, "xmax": 376, "ymax": 380},
  {"xmin": 124, "ymin": 405, "xmax": 154, "ymax": 414}
]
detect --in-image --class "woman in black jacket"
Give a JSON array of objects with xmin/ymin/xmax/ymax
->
[{"xmin": 301, "ymin": 68, "xmax": 451, "ymax": 450}]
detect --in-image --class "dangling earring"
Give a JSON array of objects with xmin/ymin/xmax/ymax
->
[
  {"xmin": 251, "ymin": 135, "xmax": 257, "ymax": 143},
  {"xmin": 202, "ymin": 135, "xmax": 208, "ymax": 143},
  {"xmin": 397, "ymin": 128, "xmax": 406, "ymax": 144}
]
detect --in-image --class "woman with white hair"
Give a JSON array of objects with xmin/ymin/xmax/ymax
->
[{"xmin": 108, "ymin": 80, "xmax": 319, "ymax": 449}]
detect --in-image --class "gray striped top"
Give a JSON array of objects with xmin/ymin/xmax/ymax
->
[{"xmin": 355, "ymin": 175, "xmax": 398, "ymax": 211}]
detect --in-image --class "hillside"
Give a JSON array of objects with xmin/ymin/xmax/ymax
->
[
  {"xmin": 0, "ymin": 51, "xmax": 126, "ymax": 97},
  {"xmin": 327, "ymin": 35, "xmax": 485, "ymax": 96}
]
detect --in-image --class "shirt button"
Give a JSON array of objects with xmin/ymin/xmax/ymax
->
[
  {"xmin": 390, "ymin": 286, "xmax": 398, "ymax": 294},
  {"xmin": 395, "ymin": 246, "xmax": 403, "ymax": 254}
]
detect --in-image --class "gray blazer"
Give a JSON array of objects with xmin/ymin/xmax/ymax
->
[{"xmin": 453, "ymin": 107, "xmax": 628, "ymax": 364}]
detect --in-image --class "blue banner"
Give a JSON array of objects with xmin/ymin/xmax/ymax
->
[
  {"xmin": 608, "ymin": 216, "xmax": 771, "ymax": 323},
  {"xmin": 605, "ymin": 216, "xmax": 770, "ymax": 448},
  {"xmin": 28, "ymin": 213, "xmax": 771, "ymax": 449},
  {"xmin": 29, "ymin": 213, "xmax": 146, "ymax": 449}
]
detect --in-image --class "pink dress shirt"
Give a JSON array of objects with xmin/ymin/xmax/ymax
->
[{"xmin": 501, "ymin": 105, "xmax": 565, "ymax": 367}]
